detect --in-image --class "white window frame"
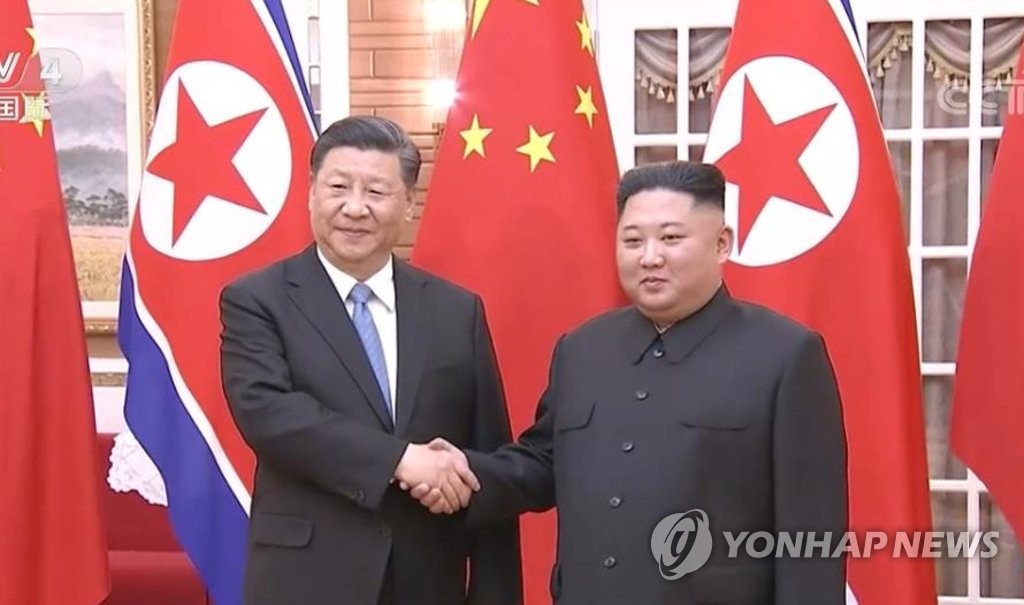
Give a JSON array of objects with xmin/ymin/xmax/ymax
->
[{"xmin": 592, "ymin": 1, "xmax": 1023, "ymax": 603}]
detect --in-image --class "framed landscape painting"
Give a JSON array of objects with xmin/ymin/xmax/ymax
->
[{"xmin": 28, "ymin": 0, "xmax": 156, "ymax": 330}]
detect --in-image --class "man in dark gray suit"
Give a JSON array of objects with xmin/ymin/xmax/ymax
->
[
  {"xmin": 219, "ymin": 116, "xmax": 520, "ymax": 605},
  {"xmin": 413, "ymin": 161, "xmax": 848, "ymax": 604}
]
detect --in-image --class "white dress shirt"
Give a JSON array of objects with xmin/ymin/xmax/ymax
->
[{"xmin": 316, "ymin": 247, "xmax": 398, "ymax": 422}]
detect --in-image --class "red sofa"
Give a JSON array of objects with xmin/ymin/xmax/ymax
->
[{"xmin": 95, "ymin": 433, "xmax": 210, "ymax": 605}]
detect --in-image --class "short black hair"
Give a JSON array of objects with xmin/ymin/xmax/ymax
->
[
  {"xmin": 616, "ymin": 160, "xmax": 726, "ymax": 215},
  {"xmin": 310, "ymin": 115, "xmax": 421, "ymax": 190}
]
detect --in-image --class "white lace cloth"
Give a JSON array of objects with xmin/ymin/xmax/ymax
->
[{"xmin": 106, "ymin": 431, "xmax": 168, "ymax": 506}]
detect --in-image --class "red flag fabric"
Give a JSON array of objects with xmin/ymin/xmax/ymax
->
[
  {"xmin": 703, "ymin": 0, "xmax": 936, "ymax": 603},
  {"xmin": 410, "ymin": 0, "xmax": 625, "ymax": 601},
  {"xmin": 0, "ymin": 1, "xmax": 110, "ymax": 603},
  {"xmin": 950, "ymin": 49, "xmax": 1024, "ymax": 542}
]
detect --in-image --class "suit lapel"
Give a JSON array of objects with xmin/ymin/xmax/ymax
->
[
  {"xmin": 393, "ymin": 261, "xmax": 429, "ymax": 436},
  {"xmin": 285, "ymin": 245, "xmax": 394, "ymax": 432}
]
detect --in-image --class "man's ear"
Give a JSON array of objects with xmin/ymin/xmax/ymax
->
[
  {"xmin": 717, "ymin": 224, "xmax": 735, "ymax": 261},
  {"xmin": 404, "ymin": 192, "xmax": 415, "ymax": 221}
]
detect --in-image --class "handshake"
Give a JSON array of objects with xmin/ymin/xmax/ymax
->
[{"xmin": 393, "ymin": 438, "xmax": 479, "ymax": 514}]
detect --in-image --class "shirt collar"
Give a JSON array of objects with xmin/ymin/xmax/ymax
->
[{"xmin": 316, "ymin": 246, "xmax": 396, "ymax": 312}]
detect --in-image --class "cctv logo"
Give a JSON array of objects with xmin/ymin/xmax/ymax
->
[
  {"xmin": 650, "ymin": 509, "xmax": 714, "ymax": 580},
  {"xmin": 0, "ymin": 52, "xmax": 21, "ymax": 85}
]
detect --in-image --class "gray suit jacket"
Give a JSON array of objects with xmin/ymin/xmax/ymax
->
[{"xmin": 465, "ymin": 285, "xmax": 848, "ymax": 604}]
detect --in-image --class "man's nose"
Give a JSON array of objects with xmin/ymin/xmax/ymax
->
[
  {"xmin": 640, "ymin": 241, "xmax": 664, "ymax": 267},
  {"xmin": 341, "ymin": 192, "xmax": 370, "ymax": 216}
]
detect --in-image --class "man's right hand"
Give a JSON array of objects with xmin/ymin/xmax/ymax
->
[{"xmin": 393, "ymin": 439, "xmax": 479, "ymax": 514}]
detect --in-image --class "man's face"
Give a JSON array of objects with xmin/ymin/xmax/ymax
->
[
  {"xmin": 615, "ymin": 188, "xmax": 733, "ymax": 326},
  {"xmin": 309, "ymin": 146, "xmax": 413, "ymax": 280}
]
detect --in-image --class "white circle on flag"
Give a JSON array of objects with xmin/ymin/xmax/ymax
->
[
  {"xmin": 704, "ymin": 56, "xmax": 859, "ymax": 267},
  {"xmin": 139, "ymin": 60, "xmax": 291, "ymax": 260}
]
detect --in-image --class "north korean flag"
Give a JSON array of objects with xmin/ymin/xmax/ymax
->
[
  {"xmin": 117, "ymin": 1, "xmax": 316, "ymax": 603},
  {"xmin": 704, "ymin": 0, "xmax": 937, "ymax": 603}
]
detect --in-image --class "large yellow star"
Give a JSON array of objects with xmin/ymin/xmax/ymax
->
[
  {"xmin": 20, "ymin": 92, "xmax": 49, "ymax": 137},
  {"xmin": 26, "ymin": 28, "xmax": 40, "ymax": 57},
  {"xmin": 470, "ymin": 0, "xmax": 490, "ymax": 39},
  {"xmin": 576, "ymin": 11, "xmax": 594, "ymax": 56},
  {"xmin": 459, "ymin": 113, "xmax": 492, "ymax": 159},
  {"xmin": 574, "ymin": 85, "xmax": 598, "ymax": 128},
  {"xmin": 516, "ymin": 126, "xmax": 555, "ymax": 172},
  {"xmin": 471, "ymin": 0, "xmax": 539, "ymax": 39}
]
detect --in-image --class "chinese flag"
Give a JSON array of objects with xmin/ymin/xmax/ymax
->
[
  {"xmin": 0, "ymin": 0, "xmax": 111, "ymax": 604},
  {"xmin": 704, "ymin": 0, "xmax": 936, "ymax": 603},
  {"xmin": 410, "ymin": 0, "xmax": 625, "ymax": 602},
  {"xmin": 950, "ymin": 48, "xmax": 1024, "ymax": 542}
]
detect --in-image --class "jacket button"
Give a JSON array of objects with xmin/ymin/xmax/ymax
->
[
  {"xmin": 608, "ymin": 496, "xmax": 622, "ymax": 508},
  {"xmin": 621, "ymin": 441, "xmax": 634, "ymax": 452},
  {"xmin": 354, "ymin": 489, "xmax": 365, "ymax": 502},
  {"xmin": 653, "ymin": 348, "xmax": 665, "ymax": 358},
  {"xmin": 603, "ymin": 556, "xmax": 616, "ymax": 569},
  {"xmin": 635, "ymin": 390, "xmax": 648, "ymax": 400},
  {"xmin": 380, "ymin": 522, "xmax": 392, "ymax": 538}
]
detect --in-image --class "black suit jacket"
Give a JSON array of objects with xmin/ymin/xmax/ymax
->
[
  {"xmin": 219, "ymin": 245, "xmax": 522, "ymax": 605},
  {"xmin": 464, "ymin": 286, "xmax": 848, "ymax": 604}
]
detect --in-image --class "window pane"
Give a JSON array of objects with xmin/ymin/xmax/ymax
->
[
  {"xmin": 921, "ymin": 258, "xmax": 966, "ymax": 363},
  {"xmin": 309, "ymin": 66, "xmax": 322, "ymax": 114},
  {"xmin": 923, "ymin": 140, "xmax": 968, "ymax": 246},
  {"xmin": 689, "ymin": 28, "xmax": 729, "ymax": 133},
  {"xmin": 635, "ymin": 146, "xmax": 677, "ymax": 166},
  {"xmin": 932, "ymin": 491, "xmax": 968, "ymax": 596},
  {"xmin": 635, "ymin": 29, "xmax": 678, "ymax": 134},
  {"xmin": 980, "ymin": 493, "xmax": 1024, "ymax": 597},
  {"xmin": 869, "ymin": 22, "xmax": 912, "ymax": 129},
  {"xmin": 982, "ymin": 18, "xmax": 1024, "ymax": 127},
  {"xmin": 887, "ymin": 140, "xmax": 910, "ymax": 243},
  {"xmin": 688, "ymin": 145, "xmax": 704, "ymax": 162},
  {"xmin": 924, "ymin": 20, "xmax": 970, "ymax": 129},
  {"xmin": 981, "ymin": 138, "xmax": 999, "ymax": 208},
  {"xmin": 923, "ymin": 375, "xmax": 966, "ymax": 479}
]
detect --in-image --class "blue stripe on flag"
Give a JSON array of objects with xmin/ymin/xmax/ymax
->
[
  {"xmin": 263, "ymin": 0, "xmax": 319, "ymax": 132},
  {"xmin": 118, "ymin": 263, "xmax": 249, "ymax": 605},
  {"xmin": 838, "ymin": 0, "xmax": 860, "ymax": 43}
]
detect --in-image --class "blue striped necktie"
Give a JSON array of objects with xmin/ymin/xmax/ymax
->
[{"xmin": 348, "ymin": 283, "xmax": 392, "ymax": 420}]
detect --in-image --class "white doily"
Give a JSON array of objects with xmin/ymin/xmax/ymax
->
[{"xmin": 106, "ymin": 431, "xmax": 168, "ymax": 506}]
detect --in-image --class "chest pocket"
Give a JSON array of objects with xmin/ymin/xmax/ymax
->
[
  {"xmin": 678, "ymin": 402, "xmax": 754, "ymax": 431},
  {"xmin": 554, "ymin": 400, "xmax": 595, "ymax": 432}
]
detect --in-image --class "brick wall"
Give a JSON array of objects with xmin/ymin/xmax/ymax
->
[{"xmin": 348, "ymin": 0, "xmax": 441, "ymax": 258}]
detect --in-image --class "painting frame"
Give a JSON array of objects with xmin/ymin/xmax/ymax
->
[{"xmin": 28, "ymin": 0, "xmax": 157, "ymax": 334}]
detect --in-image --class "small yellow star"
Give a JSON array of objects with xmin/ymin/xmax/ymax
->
[
  {"xmin": 522, "ymin": 0, "xmax": 540, "ymax": 4},
  {"xmin": 574, "ymin": 85, "xmax": 598, "ymax": 128},
  {"xmin": 470, "ymin": 0, "xmax": 490, "ymax": 39},
  {"xmin": 516, "ymin": 126, "xmax": 556, "ymax": 172},
  {"xmin": 576, "ymin": 11, "xmax": 594, "ymax": 56},
  {"xmin": 459, "ymin": 113, "xmax": 492, "ymax": 159},
  {"xmin": 20, "ymin": 92, "xmax": 50, "ymax": 137},
  {"xmin": 26, "ymin": 28, "xmax": 40, "ymax": 57}
]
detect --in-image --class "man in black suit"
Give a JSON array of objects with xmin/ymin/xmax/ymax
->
[
  {"xmin": 413, "ymin": 161, "xmax": 848, "ymax": 603},
  {"xmin": 219, "ymin": 116, "xmax": 521, "ymax": 605}
]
